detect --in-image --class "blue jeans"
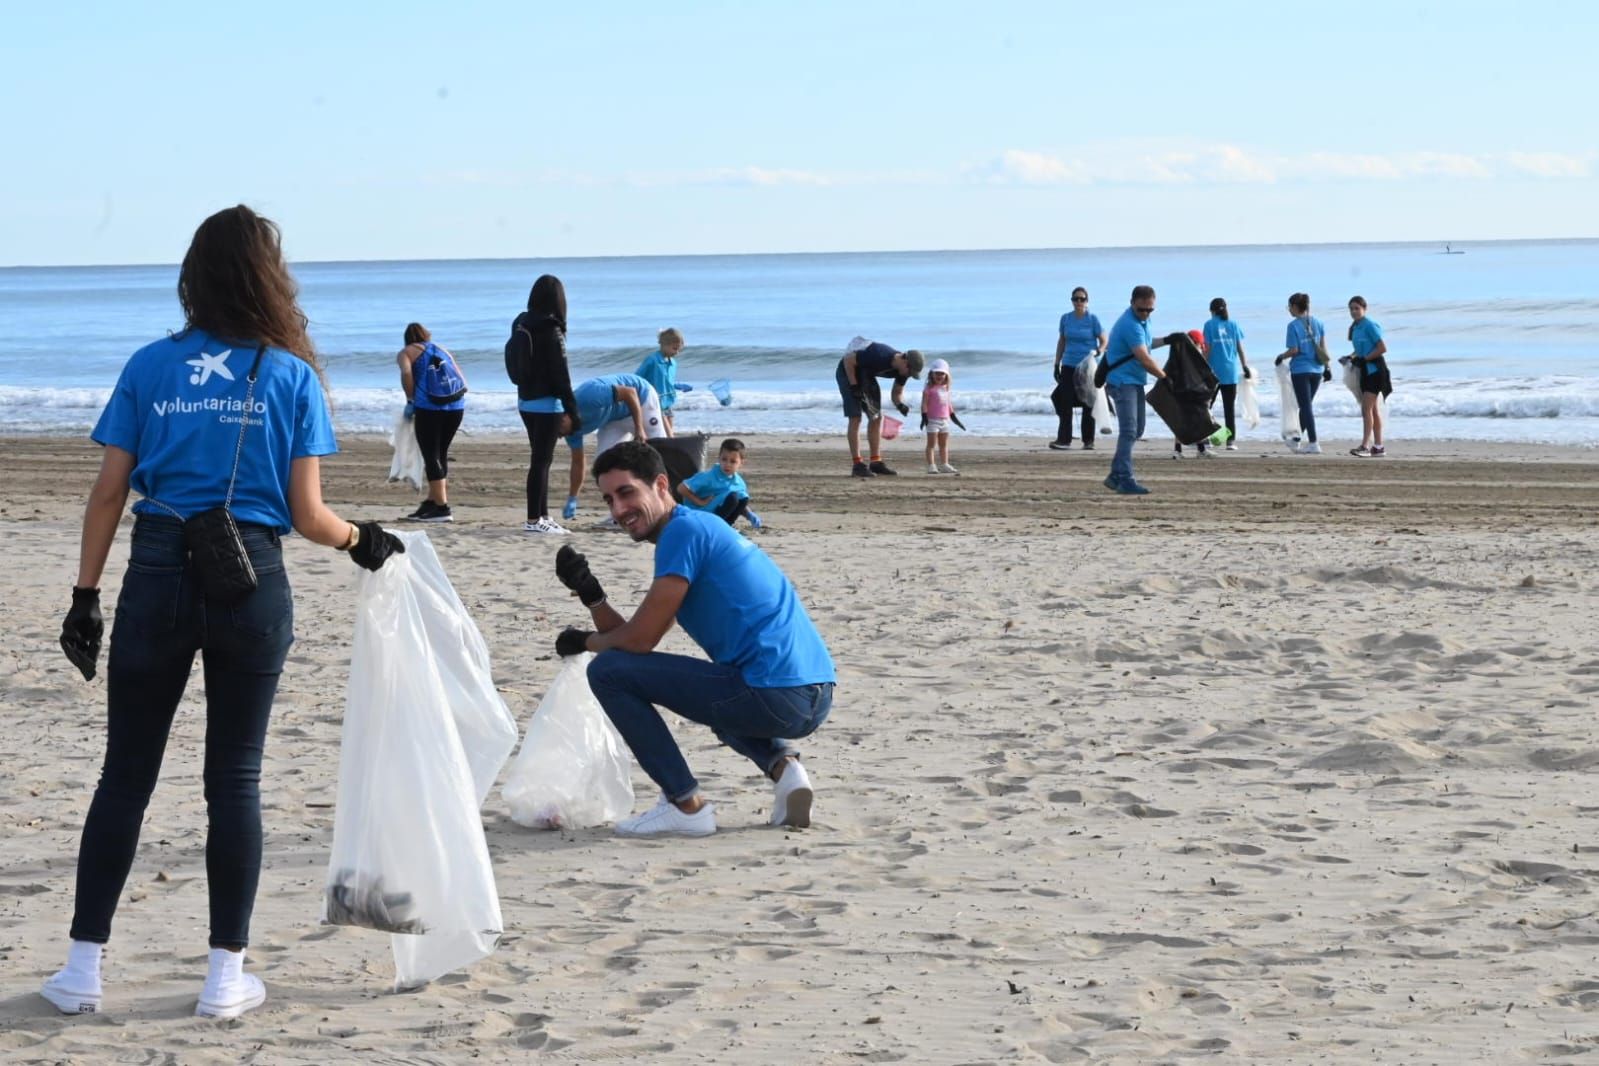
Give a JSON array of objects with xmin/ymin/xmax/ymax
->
[
  {"xmin": 1292, "ymin": 373, "xmax": 1322, "ymax": 442},
  {"xmin": 1108, "ymin": 383, "xmax": 1146, "ymax": 486},
  {"xmin": 69, "ymin": 514, "xmax": 294, "ymax": 949},
  {"xmin": 587, "ymin": 650, "xmax": 834, "ymax": 803}
]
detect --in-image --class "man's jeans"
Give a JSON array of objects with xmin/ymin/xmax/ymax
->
[
  {"xmin": 587, "ymin": 650, "xmax": 833, "ymax": 803},
  {"xmin": 1108, "ymin": 383, "xmax": 1147, "ymax": 486},
  {"xmin": 71, "ymin": 514, "xmax": 293, "ymax": 950}
]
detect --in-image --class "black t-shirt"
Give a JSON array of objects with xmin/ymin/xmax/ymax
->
[{"xmin": 855, "ymin": 342, "xmax": 904, "ymax": 381}]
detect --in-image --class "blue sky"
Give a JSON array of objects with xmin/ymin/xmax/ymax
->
[{"xmin": 4, "ymin": 0, "xmax": 1596, "ymax": 265}]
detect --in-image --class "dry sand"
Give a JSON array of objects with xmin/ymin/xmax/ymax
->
[{"xmin": 3, "ymin": 432, "xmax": 1599, "ymax": 1064}]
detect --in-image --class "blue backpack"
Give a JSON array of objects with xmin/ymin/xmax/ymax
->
[{"xmin": 413, "ymin": 343, "xmax": 468, "ymax": 410}]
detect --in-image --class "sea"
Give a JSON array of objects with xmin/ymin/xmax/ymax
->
[{"xmin": 3, "ymin": 240, "xmax": 1597, "ymax": 446}]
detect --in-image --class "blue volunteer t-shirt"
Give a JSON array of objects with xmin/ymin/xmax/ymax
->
[
  {"xmin": 654, "ymin": 507, "xmax": 836, "ymax": 688},
  {"xmin": 681, "ymin": 467, "xmax": 748, "ymax": 512},
  {"xmin": 1057, "ymin": 311, "xmax": 1104, "ymax": 368},
  {"xmin": 565, "ymin": 373, "xmax": 656, "ymax": 449},
  {"xmin": 1203, "ymin": 316, "xmax": 1247, "ymax": 385},
  {"xmin": 853, "ymin": 342, "xmax": 904, "ymax": 380},
  {"xmin": 1350, "ymin": 317, "xmax": 1385, "ymax": 378},
  {"xmin": 91, "ymin": 330, "xmax": 338, "ymax": 533},
  {"xmin": 1285, "ymin": 316, "xmax": 1327, "ymax": 375},
  {"xmin": 1104, "ymin": 307, "xmax": 1153, "ymax": 388},
  {"xmin": 635, "ymin": 350, "xmax": 678, "ymax": 411}
]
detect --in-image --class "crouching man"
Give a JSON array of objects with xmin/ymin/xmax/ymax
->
[{"xmin": 553, "ymin": 441, "xmax": 836, "ymax": 836}]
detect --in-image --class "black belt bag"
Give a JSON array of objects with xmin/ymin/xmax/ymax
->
[{"xmin": 151, "ymin": 345, "xmax": 266, "ymax": 605}]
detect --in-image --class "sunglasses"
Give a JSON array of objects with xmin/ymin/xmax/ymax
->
[
  {"xmin": 1133, "ymin": 305, "xmax": 1155, "ymax": 314},
  {"xmin": 1071, "ymin": 296, "xmax": 1087, "ymax": 303}
]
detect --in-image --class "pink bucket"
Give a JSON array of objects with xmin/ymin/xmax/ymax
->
[{"xmin": 881, "ymin": 415, "xmax": 903, "ymax": 440}]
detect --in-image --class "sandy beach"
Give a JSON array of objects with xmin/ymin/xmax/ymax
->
[{"xmin": 4, "ymin": 431, "xmax": 1599, "ymax": 1064}]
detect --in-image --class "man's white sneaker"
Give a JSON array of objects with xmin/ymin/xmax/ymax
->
[
  {"xmin": 523, "ymin": 517, "xmax": 570, "ymax": 535},
  {"xmin": 1225, "ymin": 442, "xmax": 1238, "ymax": 451},
  {"xmin": 615, "ymin": 795, "xmax": 717, "ymax": 837},
  {"xmin": 41, "ymin": 969, "xmax": 101, "ymax": 1015},
  {"xmin": 936, "ymin": 463, "xmax": 959, "ymax": 475},
  {"xmin": 1298, "ymin": 441, "xmax": 1323, "ymax": 454},
  {"xmin": 769, "ymin": 760, "xmax": 814, "ymax": 828},
  {"xmin": 196, "ymin": 948, "xmax": 266, "ymax": 1020}
]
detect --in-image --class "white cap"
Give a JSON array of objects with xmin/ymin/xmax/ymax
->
[{"xmin": 926, "ymin": 358, "xmax": 950, "ymax": 376}]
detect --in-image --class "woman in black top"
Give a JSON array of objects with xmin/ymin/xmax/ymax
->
[{"xmin": 506, "ymin": 275, "xmax": 580, "ymax": 533}]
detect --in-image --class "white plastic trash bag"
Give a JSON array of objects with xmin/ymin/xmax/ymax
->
[
  {"xmin": 387, "ymin": 408, "xmax": 425, "ymax": 491},
  {"xmin": 502, "ymin": 654, "xmax": 635, "ymax": 830},
  {"xmin": 323, "ymin": 531, "xmax": 517, "ymax": 989},
  {"xmin": 1240, "ymin": 368, "xmax": 1261, "ymax": 429},
  {"xmin": 1274, "ymin": 361, "xmax": 1302, "ymax": 441}
]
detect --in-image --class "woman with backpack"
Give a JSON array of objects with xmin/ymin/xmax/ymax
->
[
  {"xmin": 505, "ymin": 275, "xmax": 580, "ymax": 534},
  {"xmin": 397, "ymin": 323, "xmax": 468, "ymax": 523},
  {"xmin": 44, "ymin": 204, "xmax": 404, "ymax": 1020}
]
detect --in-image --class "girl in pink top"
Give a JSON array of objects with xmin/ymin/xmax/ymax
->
[{"xmin": 920, "ymin": 359, "xmax": 963, "ymax": 474}]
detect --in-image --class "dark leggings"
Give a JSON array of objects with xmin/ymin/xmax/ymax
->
[
  {"xmin": 1217, "ymin": 384, "xmax": 1238, "ymax": 441},
  {"xmin": 714, "ymin": 494, "xmax": 750, "ymax": 526},
  {"xmin": 71, "ymin": 515, "xmax": 292, "ymax": 950},
  {"xmin": 520, "ymin": 409, "xmax": 561, "ymax": 521},
  {"xmin": 413, "ymin": 408, "xmax": 463, "ymax": 484},
  {"xmin": 1050, "ymin": 381, "xmax": 1096, "ymax": 443},
  {"xmin": 1291, "ymin": 373, "xmax": 1322, "ymax": 443}
]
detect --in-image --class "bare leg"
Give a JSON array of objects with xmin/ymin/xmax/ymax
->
[
  {"xmin": 428, "ymin": 478, "xmax": 448, "ymax": 506},
  {"xmin": 866, "ymin": 416, "xmax": 883, "ymax": 456},
  {"xmin": 846, "ymin": 416, "xmax": 862, "ymax": 461},
  {"xmin": 937, "ymin": 432, "xmax": 950, "ymax": 465},
  {"xmin": 924, "ymin": 432, "xmax": 935, "ymax": 467},
  {"xmin": 567, "ymin": 447, "xmax": 586, "ymax": 500},
  {"xmin": 1370, "ymin": 394, "xmax": 1385, "ymax": 447}
]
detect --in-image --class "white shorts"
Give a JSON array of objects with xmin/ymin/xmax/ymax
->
[
  {"xmin": 924, "ymin": 417, "xmax": 950, "ymax": 434},
  {"xmin": 596, "ymin": 387, "xmax": 666, "ymax": 452}
]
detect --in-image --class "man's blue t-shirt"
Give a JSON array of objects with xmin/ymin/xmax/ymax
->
[
  {"xmin": 1104, "ymin": 307, "xmax": 1153, "ymax": 388},
  {"xmin": 681, "ymin": 467, "xmax": 749, "ymax": 512},
  {"xmin": 91, "ymin": 330, "xmax": 338, "ymax": 533},
  {"xmin": 654, "ymin": 507, "xmax": 835, "ymax": 688},
  {"xmin": 1203, "ymin": 316, "xmax": 1247, "ymax": 386},
  {"xmin": 565, "ymin": 373, "xmax": 656, "ymax": 449},
  {"xmin": 635, "ymin": 350, "xmax": 678, "ymax": 411},
  {"xmin": 852, "ymin": 342, "xmax": 904, "ymax": 380},
  {"xmin": 1285, "ymin": 316, "xmax": 1327, "ymax": 375},
  {"xmin": 1350, "ymin": 317, "xmax": 1385, "ymax": 378},
  {"xmin": 1057, "ymin": 311, "xmax": 1104, "ymax": 368}
]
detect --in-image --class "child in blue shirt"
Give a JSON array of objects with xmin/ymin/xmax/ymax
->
[
  {"xmin": 677, "ymin": 438, "xmax": 761, "ymax": 529},
  {"xmin": 635, "ymin": 327, "xmax": 689, "ymax": 434}
]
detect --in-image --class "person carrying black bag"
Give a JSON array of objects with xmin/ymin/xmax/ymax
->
[{"xmin": 46, "ymin": 205, "xmax": 404, "ymax": 1022}]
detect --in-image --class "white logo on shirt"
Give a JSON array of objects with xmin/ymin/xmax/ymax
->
[{"xmin": 187, "ymin": 350, "xmax": 235, "ymax": 387}]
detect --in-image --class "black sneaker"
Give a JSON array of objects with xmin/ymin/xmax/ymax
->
[
  {"xmin": 851, "ymin": 461, "xmax": 875, "ymax": 478},
  {"xmin": 1048, "ymin": 440, "xmax": 1072, "ymax": 451},
  {"xmin": 1081, "ymin": 441, "xmax": 1095, "ymax": 451},
  {"xmin": 868, "ymin": 460, "xmax": 898, "ymax": 476},
  {"xmin": 401, "ymin": 501, "xmax": 432, "ymax": 522},
  {"xmin": 416, "ymin": 502, "xmax": 453, "ymax": 523}
]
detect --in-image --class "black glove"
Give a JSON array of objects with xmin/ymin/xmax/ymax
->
[
  {"xmin": 919, "ymin": 413, "xmax": 927, "ymax": 431},
  {"xmin": 347, "ymin": 522, "xmax": 405, "ymax": 571},
  {"xmin": 1053, "ymin": 365, "xmax": 1062, "ymax": 382},
  {"xmin": 555, "ymin": 545, "xmax": 606, "ymax": 607},
  {"xmin": 1165, "ymin": 333, "xmax": 1186, "ymax": 347},
  {"xmin": 60, "ymin": 587, "xmax": 103, "ymax": 681},
  {"xmin": 894, "ymin": 401, "xmax": 910, "ymax": 417},
  {"xmin": 950, "ymin": 412, "xmax": 967, "ymax": 431},
  {"xmin": 556, "ymin": 628, "xmax": 594, "ymax": 657},
  {"xmin": 1240, "ymin": 365, "xmax": 1252, "ymax": 380},
  {"xmin": 1323, "ymin": 368, "xmax": 1334, "ymax": 382}
]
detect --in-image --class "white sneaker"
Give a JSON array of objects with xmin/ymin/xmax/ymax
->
[
  {"xmin": 926, "ymin": 463, "xmax": 940, "ymax": 474},
  {"xmin": 196, "ymin": 948, "xmax": 266, "ymax": 1020},
  {"xmin": 936, "ymin": 463, "xmax": 959, "ymax": 475},
  {"xmin": 593, "ymin": 515, "xmax": 622, "ymax": 531},
  {"xmin": 770, "ymin": 760, "xmax": 814, "ymax": 828},
  {"xmin": 41, "ymin": 968, "xmax": 101, "ymax": 1015},
  {"xmin": 1298, "ymin": 441, "xmax": 1323, "ymax": 454},
  {"xmin": 523, "ymin": 517, "xmax": 569, "ymax": 535},
  {"xmin": 1225, "ymin": 442, "xmax": 1238, "ymax": 451},
  {"xmin": 615, "ymin": 795, "xmax": 717, "ymax": 837},
  {"xmin": 1283, "ymin": 437, "xmax": 1301, "ymax": 451}
]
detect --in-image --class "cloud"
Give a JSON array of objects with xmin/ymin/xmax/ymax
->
[{"xmin": 980, "ymin": 144, "xmax": 1596, "ymax": 186}]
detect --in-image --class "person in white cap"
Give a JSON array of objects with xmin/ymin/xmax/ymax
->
[{"xmin": 919, "ymin": 358, "xmax": 966, "ymax": 474}]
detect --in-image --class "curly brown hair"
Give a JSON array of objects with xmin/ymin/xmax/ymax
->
[{"xmin": 178, "ymin": 206, "xmax": 323, "ymax": 385}]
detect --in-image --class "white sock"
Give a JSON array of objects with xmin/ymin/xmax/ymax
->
[{"xmin": 64, "ymin": 940, "xmax": 103, "ymax": 981}]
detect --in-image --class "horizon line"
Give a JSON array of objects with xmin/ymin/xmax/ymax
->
[{"xmin": 3, "ymin": 234, "xmax": 1596, "ymax": 272}]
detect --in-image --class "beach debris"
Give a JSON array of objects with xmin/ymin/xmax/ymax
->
[
  {"xmin": 324, "ymin": 870, "xmax": 426, "ymax": 934},
  {"xmin": 1520, "ymin": 574, "xmax": 1537, "ymax": 587}
]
